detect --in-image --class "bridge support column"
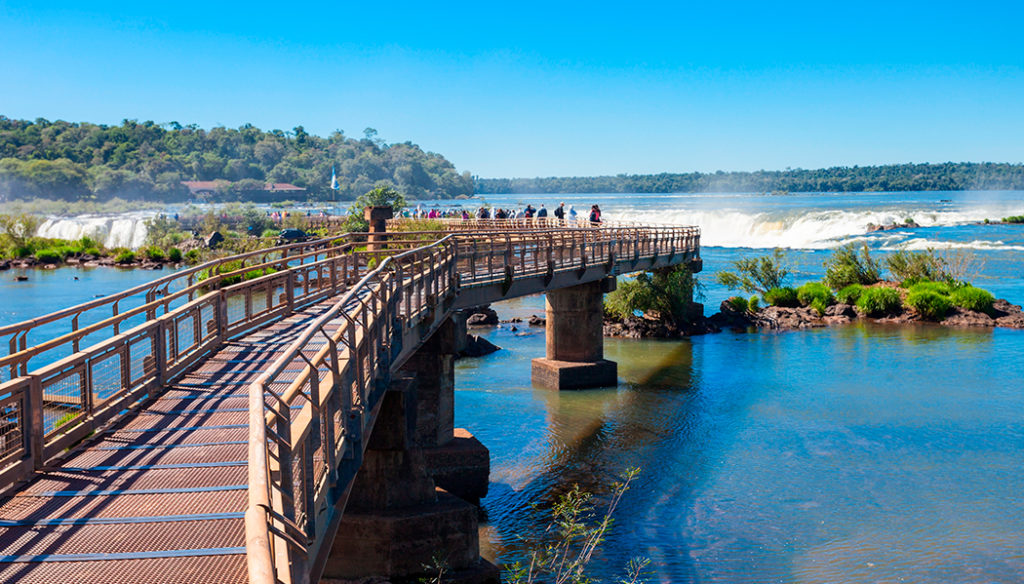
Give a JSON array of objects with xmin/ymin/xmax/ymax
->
[
  {"xmin": 401, "ymin": 316, "xmax": 490, "ymax": 504},
  {"xmin": 531, "ymin": 278, "xmax": 617, "ymax": 390},
  {"xmin": 324, "ymin": 376, "xmax": 498, "ymax": 583}
]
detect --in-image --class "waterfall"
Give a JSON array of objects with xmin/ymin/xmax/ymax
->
[{"xmin": 35, "ymin": 213, "xmax": 154, "ymax": 249}]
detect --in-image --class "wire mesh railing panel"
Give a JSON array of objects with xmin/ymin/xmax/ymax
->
[
  {"xmin": 39, "ymin": 366, "xmax": 86, "ymax": 437},
  {"xmin": 175, "ymin": 314, "xmax": 198, "ymax": 361},
  {"xmin": 0, "ymin": 388, "xmax": 26, "ymax": 466},
  {"xmin": 128, "ymin": 332, "xmax": 155, "ymax": 386},
  {"xmin": 88, "ymin": 348, "xmax": 125, "ymax": 405}
]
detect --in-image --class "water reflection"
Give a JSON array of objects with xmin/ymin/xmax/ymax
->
[{"xmin": 458, "ymin": 312, "xmax": 1024, "ymax": 583}]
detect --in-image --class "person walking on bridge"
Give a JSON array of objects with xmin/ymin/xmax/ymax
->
[{"xmin": 589, "ymin": 204, "xmax": 602, "ymax": 225}]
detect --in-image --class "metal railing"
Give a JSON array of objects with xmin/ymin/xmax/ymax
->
[{"xmin": 245, "ymin": 222, "xmax": 700, "ymax": 584}]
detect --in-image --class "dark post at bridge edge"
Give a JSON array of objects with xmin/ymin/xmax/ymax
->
[{"xmin": 531, "ymin": 277, "xmax": 618, "ymax": 390}]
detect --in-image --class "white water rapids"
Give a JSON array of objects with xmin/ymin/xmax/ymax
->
[{"xmin": 612, "ymin": 204, "xmax": 1024, "ymax": 249}]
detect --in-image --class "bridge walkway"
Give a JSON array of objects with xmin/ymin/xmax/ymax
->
[{"xmin": 0, "ymin": 299, "xmax": 346, "ymax": 584}]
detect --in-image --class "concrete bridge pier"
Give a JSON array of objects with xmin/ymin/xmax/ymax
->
[
  {"xmin": 531, "ymin": 278, "xmax": 618, "ymax": 390},
  {"xmin": 401, "ymin": 317, "xmax": 490, "ymax": 504},
  {"xmin": 323, "ymin": 375, "xmax": 498, "ymax": 583}
]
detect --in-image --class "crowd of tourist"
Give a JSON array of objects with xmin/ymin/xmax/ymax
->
[{"xmin": 403, "ymin": 202, "xmax": 605, "ymax": 224}]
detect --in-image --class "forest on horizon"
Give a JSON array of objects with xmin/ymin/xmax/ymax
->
[
  {"xmin": 475, "ymin": 163, "xmax": 1024, "ymax": 194},
  {"xmin": 3, "ymin": 117, "xmax": 1024, "ymax": 203},
  {"xmin": 0, "ymin": 117, "xmax": 473, "ymax": 203}
]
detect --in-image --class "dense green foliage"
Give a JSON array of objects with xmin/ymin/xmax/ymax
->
[
  {"xmin": 796, "ymin": 282, "xmax": 834, "ymax": 308},
  {"xmin": 1003, "ymin": 216, "xmax": 1024, "ymax": 224},
  {"xmin": 856, "ymin": 287, "xmax": 902, "ymax": 316},
  {"xmin": 764, "ymin": 286, "xmax": 799, "ymax": 307},
  {"xmin": 905, "ymin": 289, "xmax": 953, "ymax": 320},
  {"xmin": 950, "ymin": 286, "xmax": 995, "ymax": 314},
  {"xmin": 0, "ymin": 117, "xmax": 472, "ymax": 202},
  {"xmin": 715, "ymin": 248, "xmax": 789, "ymax": 295},
  {"xmin": 836, "ymin": 284, "xmax": 864, "ymax": 305},
  {"xmin": 823, "ymin": 244, "xmax": 881, "ymax": 290},
  {"xmin": 603, "ymin": 265, "xmax": 701, "ymax": 325},
  {"xmin": 476, "ymin": 162, "xmax": 1024, "ymax": 194}
]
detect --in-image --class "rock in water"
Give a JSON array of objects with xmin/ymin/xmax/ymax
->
[
  {"xmin": 458, "ymin": 334, "xmax": 501, "ymax": 358},
  {"xmin": 466, "ymin": 306, "xmax": 499, "ymax": 326},
  {"xmin": 528, "ymin": 315, "xmax": 546, "ymax": 327}
]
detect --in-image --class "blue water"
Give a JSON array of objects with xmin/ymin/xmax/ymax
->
[{"xmin": 4, "ymin": 192, "xmax": 1024, "ymax": 582}]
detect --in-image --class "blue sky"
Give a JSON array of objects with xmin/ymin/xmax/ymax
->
[{"xmin": 1, "ymin": 1, "xmax": 1022, "ymax": 177}]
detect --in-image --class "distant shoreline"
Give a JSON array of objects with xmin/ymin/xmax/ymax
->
[{"xmin": 474, "ymin": 162, "xmax": 1024, "ymax": 195}]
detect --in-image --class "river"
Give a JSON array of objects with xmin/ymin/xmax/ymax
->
[{"xmin": 3, "ymin": 191, "xmax": 1024, "ymax": 582}]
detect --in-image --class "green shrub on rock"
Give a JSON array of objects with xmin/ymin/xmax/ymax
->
[
  {"xmin": 950, "ymin": 286, "xmax": 995, "ymax": 314},
  {"xmin": 907, "ymin": 280, "xmax": 951, "ymax": 296},
  {"xmin": 143, "ymin": 246, "xmax": 166, "ymax": 261},
  {"xmin": 797, "ymin": 282, "xmax": 834, "ymax": 307},
  {"xmin": 115, "ymin": 250, "xmax": 136, "ymax": 264},
  {"xmin": 748, "ymin": 296, "xmax": 760, "ymax": 312},
  {"xmin": 34, "ymin": 248, "xmax": 61, "ymax": 264},
  {"xmin": 810, "ymin": 297, "xmax": 828, "ymax": 316},
  {"xmin": 726, "ymin": 296, "xmax": 748, "ymax": 313},
  {"xmin": 856, "ymin": 287, "xmax": 902, "ymax": 316},
  {"xmin": 836, "ymin": 284, "xmax": 864, "ymax": 305},
  {"xmin": 764, "ymin": 286, "xmax": 799, "ymax": 307},
  {"xmin": 905, "ymin": 289, "xmax": 952, "ymax": 320},
  {"xmin": 168, "ymin": 247, "xmax": 183, "ymax": 262}
]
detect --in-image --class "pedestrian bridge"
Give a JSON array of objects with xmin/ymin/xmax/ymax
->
[{"xmin": 0, "ymin": 218, "xmax": 699, "ymax": 584}]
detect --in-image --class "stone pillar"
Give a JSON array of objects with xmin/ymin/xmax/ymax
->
[
  {"xmin": 400, "ymin": 317, "xmax": 490, "ymax": 503},
  {"xmin": 364, "ymin": 205, "xmax": 393, "ymax": 252},
  {"xmin": 323, "ymin": 376, "xmax": 498, "ymax": 583},
  {"xmin": 531, "ymin": 278, "xmax": 618, "ymax": 390}
]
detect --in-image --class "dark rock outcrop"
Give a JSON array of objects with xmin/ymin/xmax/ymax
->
[
  {"xmin": 466, "ymin": 306, "xmax": 499, "ymax": 326},
  {"xmin": 458, "ymin": 334, "xmax": 501, "ymax": 358},
  {"xmin": 527, "ymin": 315, "xmax": 546, "ymax": 327},
  {"xmin": 205, "ymin": 231, "xmax": 225, "ymax": 249},
  {"xmin": 867, "ymin": 219, "xmax": 920, "ymax": 232},
  {"xmin": 752, "ymin": 306, "xmax": 825, "ymax": 330}
]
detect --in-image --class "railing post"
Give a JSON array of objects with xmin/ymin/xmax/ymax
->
[
  {"xmin": 217, "ymin": 290, "xmax": 230, "ymax": 342},
  {"xmin": 153, "ymin": 319, "xmax": 167, "ymax": 387},
  {"xmin": 28, "ymin": 376, "xmax": 44, "ymax": 469},
  {"xmin": 285, "ymin": 268, "xmax": 296, "ymax": 313}
]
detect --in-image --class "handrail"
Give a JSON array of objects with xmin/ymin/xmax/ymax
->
[{"xmin": 0, "ymin": 231, "xmax": 429, "ymax": 380}]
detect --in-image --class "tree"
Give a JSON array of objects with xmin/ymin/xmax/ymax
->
[
  {"xmin": 341, "ymin": 185, "xmax": 407, "ymax": 232},
  {"xmin": 604, "ymin": 265, "xmax": 701, "ymax": 326},
  {"xmin": 715, "ymin": 248, "xmax": 790, "ymax": 295},
  {"xmin": 822, "ymin": 244, "xmax": 881, "ymax": 289}
]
